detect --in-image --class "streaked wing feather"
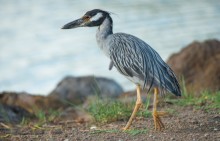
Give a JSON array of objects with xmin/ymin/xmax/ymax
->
[{"xmin": 109, "ymin": 33, "xmax": 181, "ymax": 96}]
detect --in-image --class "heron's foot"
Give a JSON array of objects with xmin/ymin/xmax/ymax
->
[
  {"xmin": 121, "ymin": 127, "xmax": 129, "ymax": 131},
  {"xmin": 122, "ymin": 102, "xmax": 143, "ymax": 131},
  {"xmin": 152, "ymin": 111, "xmax": 167, "ymax": 131}
]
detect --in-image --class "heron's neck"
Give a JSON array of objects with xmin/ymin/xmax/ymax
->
[
  {"xmin": 97, "ymin": 16, "xmax": 113, "ymax": 38},
  {"xmin": 96, "ymin": 16, "xmax": 113, "ymax": 57}
]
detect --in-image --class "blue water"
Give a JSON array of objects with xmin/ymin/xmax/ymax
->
[{"xmin": 0, "ymin": 0, "xmax": 220, "ymax": 95}]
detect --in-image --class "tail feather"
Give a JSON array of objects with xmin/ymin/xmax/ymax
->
[
  {"xmin": 164, "ymin": 67, "xmax": 181, "ymax": 96},
  {"xmin": 153, "ymin": 58, "xmax": 181, "ymax": 96}
]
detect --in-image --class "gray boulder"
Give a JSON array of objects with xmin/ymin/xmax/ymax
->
[{"xmin": 49, "ymin": 76, "xmax": 123, "ymax": 104}]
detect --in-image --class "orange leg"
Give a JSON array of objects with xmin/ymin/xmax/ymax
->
[
  {"xmin": 152, "ymin": 88, "xmax": 167, "ymax": 131},
  {"xmin": 122, "ymin": 85, "xmax": 142, "ymax": 130}
]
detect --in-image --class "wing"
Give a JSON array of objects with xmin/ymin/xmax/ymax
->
[{"xmin": 109, "ymin": 33, "xmax": 181, "ymax": 96}]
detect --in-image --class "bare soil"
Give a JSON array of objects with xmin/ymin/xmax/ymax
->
[{"xmin": 1, "ymin": 105, "xmax": 219, "ymax": 141}]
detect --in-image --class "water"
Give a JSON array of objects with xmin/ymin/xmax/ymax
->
[{"xmin": 0, "ymin": 0, "xmax": 220, "ymax": 95}]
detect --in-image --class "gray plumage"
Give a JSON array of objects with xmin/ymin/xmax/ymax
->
[
  {"xmin": 62, "ymin": 9, "xmax": 181, "ymax": 96},
  {"xmin": 108, "ymin": 33, "xmax": 180, "ymax": 96}
]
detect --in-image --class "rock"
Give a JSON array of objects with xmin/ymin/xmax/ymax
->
[
  {"xmin": 59, "ymin": 107, "xmax": 93, "ymax": 123},
  {"xmin": 167, "ymin": 39, "xmax": 220, "ymax": 94},
  {"xmin": 0, "ymin": 91, "xmax": 93, "ymax": 123},
  {"xmin": 49, "ymin": 76, "xmax": 124, "ymax": 104},
  {"xmin": 0, "ymin": 104, "xmax": 31, "ymax": 123},
  {"xmin": 0, "ymin": 91, "xmax": 66, "ymax": 114},
  {"xmin": 0, "ymin": 91, "xmax": 94, "ymax": 123}
]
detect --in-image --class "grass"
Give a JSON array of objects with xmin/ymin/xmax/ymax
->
[
  {"xmin": 88, "ymin": 99, "xmax": 133, "ymax": 123},
  {"xmin": 87, "ymin": 96, "xmax": 151, "ymax": 124},
  {"xmin": 88, "ymin": 77, "xmax": 220, "ymax": 125},
  {"xmin": 88, "ymin": 85, "xmax": 220, "ymax": 124},
  {"xmin": 35, "ymin": 109, "xmax": 60, "ymax": 123},
  {"xmin": 124, "ymin": 129, "xmax": 148, "ymax": 135},
  {"xmin": 207, "ymin": 91, "xmax": 220, "ymax": 109},
  {"xmin": 19, "ymin": 109, "xmax": 60, "ymax": 128},
  {"xmin": 165, "ymin": 79, "xmax": 220, "ymax": 113},
  {"xmin": 88, "ymin": 76, "xmax": 151, "ymax": 123},
  {"xmin": 162, "ymin": 78, "xmax": 220, "ymax": 113}
]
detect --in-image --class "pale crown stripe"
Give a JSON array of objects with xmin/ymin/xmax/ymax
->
[{"xmin": 90, "ymin": 13, "xmax": 103, "ymax": 21}]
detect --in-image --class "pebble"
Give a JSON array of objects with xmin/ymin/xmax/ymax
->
[
  {"xmin": 149, "ymin": 134, "xmax": 156, "ymax": 139},
  {"xmin": 191, "ymin": 120, "xmax": 199, "ymax": 124},
  {"xmin": 90, "ymin": 125, "xmax": 97, "ymax": 130},
  {"xmin": 199, "ymin": 123, "xmax": 203, "ymax": 126}
]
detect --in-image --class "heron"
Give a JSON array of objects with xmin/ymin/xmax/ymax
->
[{"xmin": 62, "ymin": 9, "xmax": 181, "ymax": 131}]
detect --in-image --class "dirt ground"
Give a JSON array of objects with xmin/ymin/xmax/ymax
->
[{"xmin": 1, "ymin": 104, "xmax": 219, "ymax": 141}]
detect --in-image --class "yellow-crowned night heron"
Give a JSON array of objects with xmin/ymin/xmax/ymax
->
[{"xmin": 62, "ymin": 9, "xmax": 181, "ymax": 131}]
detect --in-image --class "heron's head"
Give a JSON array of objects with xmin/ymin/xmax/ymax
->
[{"xmin": 62, "ymin": 9, "xmax": 111, "ymax": 29}]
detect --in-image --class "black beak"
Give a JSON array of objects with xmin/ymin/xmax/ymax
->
[{"xmin": 62, "ymin": 18, "xmax": 84, "ymax": 29}]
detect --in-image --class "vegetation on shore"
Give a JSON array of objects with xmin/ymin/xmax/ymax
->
[{"xmin": 0, "ymin": 86, "xmax": 219, "ymax": 139}]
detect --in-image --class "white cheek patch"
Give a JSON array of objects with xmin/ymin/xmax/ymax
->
[{"xmin": 90, "ymin": 13, "xmax": 103, "ymax": 22}]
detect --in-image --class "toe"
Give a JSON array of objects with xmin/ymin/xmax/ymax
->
[{"xmin": 121, "ymin": 127, "xmax": 129, "ymax": 131}]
